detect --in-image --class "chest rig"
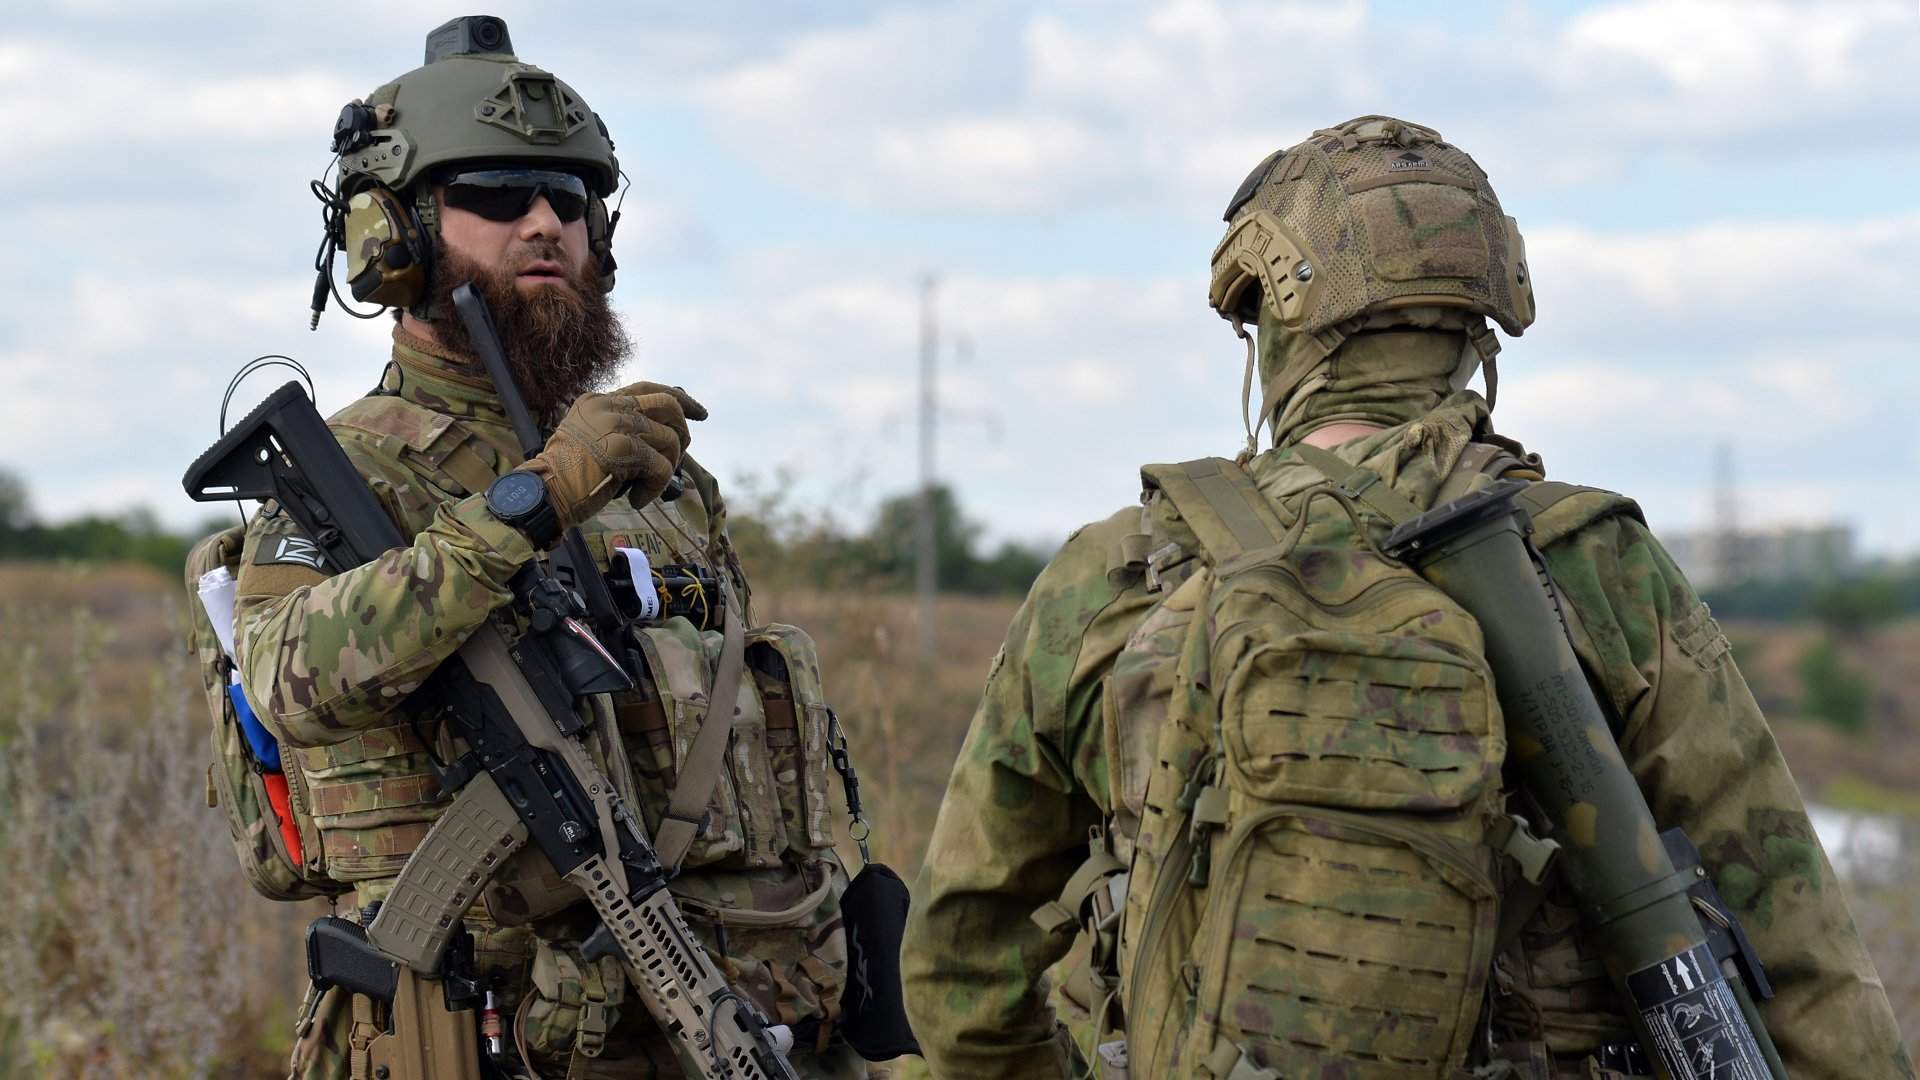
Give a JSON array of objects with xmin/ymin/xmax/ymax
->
[{"xmin": 308, "ymin": 373, "xmax": 861, "ymax": 1048}]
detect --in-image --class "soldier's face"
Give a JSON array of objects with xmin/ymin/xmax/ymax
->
[{"xmin": 437, "ymin": 191, "xmax": 592, "ymax": 297}]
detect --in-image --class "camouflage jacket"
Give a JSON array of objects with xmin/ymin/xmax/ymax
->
[
  {"xmin": 234, "ymin": 330, "xmax": 861, "ymax": 1077},
  {"xmin": 901, "ymin": 395, "xmax": 1911, "ymax": 1079}
]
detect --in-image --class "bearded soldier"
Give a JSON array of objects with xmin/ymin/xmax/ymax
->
[
  {"xmin": 230, "ymin": 17, "xmax": 863, "ymax": 1079},
  {"xmin": 900, "ymin": 116, "xmax": 1911, "ymax": 1079}
]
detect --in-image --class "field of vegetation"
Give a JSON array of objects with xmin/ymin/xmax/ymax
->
[{"xmin": 0, "ymin": 556, "xmax": 1914, "ymax": 1075}]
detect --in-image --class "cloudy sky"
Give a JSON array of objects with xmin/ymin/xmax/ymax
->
[{"xmin": 4, "ymin": 0, "xmax": 1917, "ymax": 558}]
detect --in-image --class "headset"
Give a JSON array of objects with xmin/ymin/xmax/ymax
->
[{"xmin": 310, "ymin": 101, "xmax": 623, "ymax": 329}]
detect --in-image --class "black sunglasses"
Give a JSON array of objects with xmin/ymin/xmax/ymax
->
[{"xmin": 441, "ymin": 168, "xmax": 590, "ymax": 224}]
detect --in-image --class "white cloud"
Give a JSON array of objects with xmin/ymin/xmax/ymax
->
[
  {"xmin": 1522, "ymin": 213, "xmax": 1920, "ymax": 345},
  {"xmin": 685, "ymin": 0, "xmax": 1920, "ymax": 216},
  {"xmin": 0, "ymin": 39, "xmax": 356, "ymax": 161},
  {"xmin": 6, "ymin": 2, "xmax": 1917, "ymax": 560}
]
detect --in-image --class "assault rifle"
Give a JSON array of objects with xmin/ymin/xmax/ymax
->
[{"xmin": 182, "ymin": 288, "xmax": 797, "ymax": 1079}]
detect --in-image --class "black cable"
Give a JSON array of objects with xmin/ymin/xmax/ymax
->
[
  {"xmin": 219, "ymin": 355, "xmax": 318, "ymax": 528},
  {"xmin": 607, "ymin": 168, "xmax": 632, "ymax": 239},
  {"xmin": 309, "ymin": 170, "xmax": 387, "ymax": 323}
]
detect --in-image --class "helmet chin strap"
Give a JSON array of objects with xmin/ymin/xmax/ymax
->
[{"xmin": 1451, "ymin": 320, "xmax": 1502, "ymax": 409}]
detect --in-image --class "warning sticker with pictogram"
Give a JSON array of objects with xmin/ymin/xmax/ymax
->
[{"xmin": 1624, "ymin": 943, "xmax": 1769, "ymax": 1079}]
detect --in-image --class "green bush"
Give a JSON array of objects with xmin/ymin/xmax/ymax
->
[
  {"xmin": 728, "ymin": 473, "xmax": 1054, "ymax": 596},
  {"xmin": 1797, "ymin": 636, "xmax": 1871, "ymax": 733}
]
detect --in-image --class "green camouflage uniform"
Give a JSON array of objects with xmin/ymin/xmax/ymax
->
[
  {"xmin": 235, "ymin": 329, "xmax": 864, "ymax": 1079},
  {"xmin": 901, "ymin": 390, "xmax": 1912, "ymax": 1079}
]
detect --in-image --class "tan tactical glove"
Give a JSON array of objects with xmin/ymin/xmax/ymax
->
[{"xmin": 523, "ymin": 382, "xmax": 707, "ymax": 530}]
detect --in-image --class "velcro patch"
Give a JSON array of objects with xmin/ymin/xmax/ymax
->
[
  {"xmin": 1356, "ymin": 182, "xmax": 1488, "ymax": 283},
  {"xmin": 1674, "ymin": 600, "xmax": 1732, "ymax": 671},
  {"xmin": 257, "ymin": 534, "xmax": 328, "ymax": 571}
]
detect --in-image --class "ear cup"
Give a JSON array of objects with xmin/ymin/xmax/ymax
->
[
  {"xmin": 586, "ymin": 195, "xmax": 617, "ymax": 291},
  {"xmin": 342, "ymin": 186, "xmax": 431, "ymax": 309}
]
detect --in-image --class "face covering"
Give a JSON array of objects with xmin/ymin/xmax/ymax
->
[{"xmin": 1235, "ymin": 304, "xmax": 1502, "ymax": 458}]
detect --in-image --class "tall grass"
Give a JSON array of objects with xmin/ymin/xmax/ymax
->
[
  {"xmin": 1, "ymin": 564, "xmax": 1912, "ymax": 1075},
  {"xmin": 0, "ymin": 568, "xmax": 310, "ymax": 1077}
]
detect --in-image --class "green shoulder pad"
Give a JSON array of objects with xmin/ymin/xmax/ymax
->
[{"xmin": 1517, "ymin": 481, "xmax": 1644, "ymax": 550}]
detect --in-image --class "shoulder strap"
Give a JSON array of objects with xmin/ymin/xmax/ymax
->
[
  {"xmin": 1431, "ymin": 443, "xmax": 1508, "ymax": 505},
  {"xmin": 1287, "ymin": 442, "xmax": 1422, "ymax": 527},
  {"xmin": 1515, "ymin": 481, "xmax": 1644, "ymax": 549},
  {"xmin": 652, "ymin": 583, "xmax": 747, "ymax": 873},
  {"xmin": 1139, "ymin": 458, "xmax": 1287, "ymax": 564}
]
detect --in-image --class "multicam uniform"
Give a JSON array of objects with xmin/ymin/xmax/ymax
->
[
  {"xmin": 234, "ymin": 330, "xmax": 864, "ymax": 1079},
  {"xmin": 901, "ymin": 393, "xmax": 1912, "ymax": 1079}
]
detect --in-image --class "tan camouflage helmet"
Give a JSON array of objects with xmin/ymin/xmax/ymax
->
[
  {"xmin": 1208, "ymin": 116, "xmax": 1534, "ymax": 338},
  {"xmin": 333, "ymin": 15, "xmax": 619, "ymax": 199}
]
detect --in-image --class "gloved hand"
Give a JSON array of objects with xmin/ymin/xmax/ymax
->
[{"xmin": 523, "ymin": 381, "xmax": 707, "ymax": 529}]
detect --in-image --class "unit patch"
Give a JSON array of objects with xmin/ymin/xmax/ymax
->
[{"xmin": 258, "ymin": 535, "xmax": 327, "ymax": 570}]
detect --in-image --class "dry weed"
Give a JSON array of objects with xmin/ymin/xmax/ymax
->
[
  {"xmin": 4, "ymin": 561, "xmax": 1913, "ymax": 1075},
  {"xmin": 0, "ymin": 576, "xmax": 308, "ymax": 1078}
]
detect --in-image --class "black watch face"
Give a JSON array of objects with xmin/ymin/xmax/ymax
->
[{"xmin": 489, "ymin": 471, "xmax": 545, "ymax": 518}]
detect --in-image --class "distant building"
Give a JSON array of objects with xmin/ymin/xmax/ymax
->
[{"xmin": 1663, "ymin": 524, "xmax": 1856, "ymax": 590}]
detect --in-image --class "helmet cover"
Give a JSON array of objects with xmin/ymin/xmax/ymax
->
[{"xmin": 1209, "ymin": 116, "xmax": 1533, "ymax": 338}]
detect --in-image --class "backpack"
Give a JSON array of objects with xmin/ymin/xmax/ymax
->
[
  {"xmin": 1098, "ymin": 449, "xmax": 1570, "ymax": 1079},
  {"xmin": 186, "ymin": 524, "xmax": 342, "ymax": 902}
]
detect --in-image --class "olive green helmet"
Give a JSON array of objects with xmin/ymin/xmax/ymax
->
[
  {"xmin": 1208, "ymin": 116, "xmax": 1533, "ymax": 338},
  {"xmin": 333, "ymin": 15, "xmax": 618, "ymax": 198},
  {"xmin": 316, "ymin": 16, "xmax": 621, "ymax": 325}
]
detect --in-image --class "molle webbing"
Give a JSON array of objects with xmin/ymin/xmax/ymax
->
[{"xmin": 1139, "ymin": 458, "xmax": 1286, "ymax": 564}]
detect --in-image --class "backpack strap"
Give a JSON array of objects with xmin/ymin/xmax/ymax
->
[
  {"xmin": 1432, "ymin": 442, "xmax": 1521, "ymax": 506},
  {"xmin": 1139, "ymin": 458, "xmax": 1288, "ymax": 564},
  {"xmin": 1286, "ymin": 442, "xmax": 1422, "ymax": 527},
  {"xmin": 1514, "ymin": 481, "xmax": 1644, "ymax": 549}
]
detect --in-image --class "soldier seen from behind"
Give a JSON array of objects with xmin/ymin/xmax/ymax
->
[{"xmin": 900, "ymin": 116, "xmax": 1912, "ymax": 1079}]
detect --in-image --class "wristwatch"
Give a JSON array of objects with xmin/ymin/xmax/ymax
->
[{"xmin": 484, "ymin": 470, "xmax": 561, "ymax": 549}]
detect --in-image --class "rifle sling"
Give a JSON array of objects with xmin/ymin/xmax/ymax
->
[{"xmin": 654, "ymin": 585, "xmax": 745, "ymax": 872}]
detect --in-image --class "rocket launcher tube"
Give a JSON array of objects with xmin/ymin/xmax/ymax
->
[{"xmin": 1386, "ymin": 480, "xmax": 1787, "ymax": 1080}]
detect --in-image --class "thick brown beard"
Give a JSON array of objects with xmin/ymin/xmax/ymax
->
[{"xmin": 428, "ymin": 239, "xmax": 633, "ymax": 424}]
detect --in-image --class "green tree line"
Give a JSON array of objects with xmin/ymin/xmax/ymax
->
[
  {"xmin": 726, "ymin": 475, "xmax": 1052, "ymax": 595},
  {"xmin": 0, "ymin": 470, "xmax": 207, "ymax": 576},
  {"xmin": 0, "ymin": 467, "xmax": 1055, "ymax": 596},
  {"xmin": 1703, "ymin": 572, "xmax": 1920, "ymax": 627}
]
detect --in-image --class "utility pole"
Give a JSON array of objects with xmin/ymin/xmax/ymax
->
[
  {"xmin": 1712, "ymin": 441, "xmax": 1745, "ymax": 588},
  {"xmin": 916, "ymin": 275, "xmax": 939, "ymax": 662}
]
